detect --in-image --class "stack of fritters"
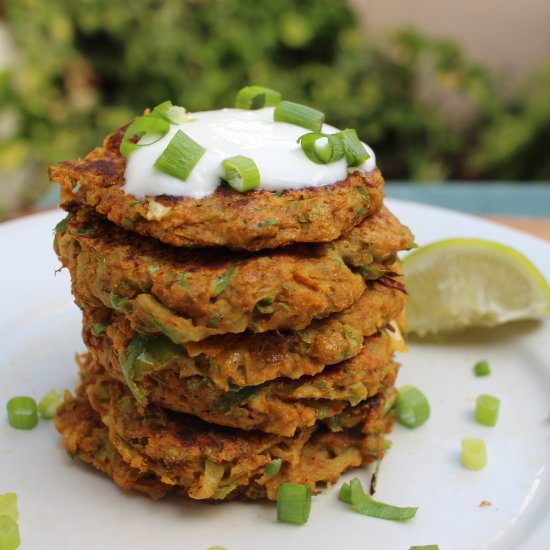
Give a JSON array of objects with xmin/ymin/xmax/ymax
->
[{"xmin": 49, "ymin": 126, "xmax": 414, "ymax": 502}]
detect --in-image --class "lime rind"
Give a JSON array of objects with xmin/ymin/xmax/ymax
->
[{"xmin": 403, "ymin": 238, "xmax": 550, "ymax": 336}]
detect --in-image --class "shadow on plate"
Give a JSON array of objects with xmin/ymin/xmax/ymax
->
[{"xmin": 405, "ymin": 319, "xmax": 543, "ymax": 348}]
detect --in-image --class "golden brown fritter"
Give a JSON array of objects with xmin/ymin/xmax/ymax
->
[
  {"xmin": 85, "ymin": 327, "xmax": 400, "ymax": 436},
  {"xmin": 55, "ymin": 206, "xmax": 412, "ymax": 340},
  {"xmin": 82, "ymin": 279, "xmax": 405, "ymax": 392},
  {"xmin": 335, "ymin": 205, "xmax": 415, "ymax": 272},
  {"xmin": 55, "ymin": 359, "xmax": 394, "ymax": 501},
  {"xmin": 55, "ymin": 208, "xmax": 367, "ymax": 340},
  {"xmin": 49, "ymin": 126, "xmax": 385, "ymax": 251},
  {"xmin": 54, "ymin": 390, "xmax": 171, "ymax": 501}
]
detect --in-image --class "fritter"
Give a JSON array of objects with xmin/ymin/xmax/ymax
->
[
  {"xmin": 335, "ymin": 205, "xmax": 415, "ymax": 275},
  {"xmin": 85, "ymin": 327, "xmax": 400, "ymax": 436},
  {"xmin": 55, "ymin": 208, "xmax": 410, "ymax": 341},
  {"xmin": 83, "ymin": 279, "xmax": 406, "ymax": 392},
  {"xmin": 49, "ymin": 126, "xmax": 385, "ymax": 251},
  {"xmin": 54, "ymin": 389, "xmax": 171, "ymax": 501},
  {"xmin": 55, "ymin": 208, "xmax": 366, "ymax": 340},
  {"xmin": 55, "ymin": 360, "xmax": 394, "ymax": 501}
]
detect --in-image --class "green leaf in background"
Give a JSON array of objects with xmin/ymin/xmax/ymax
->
[{"xmin": 1, "ymin": 0, "xmax": 550, "ymax": 220}]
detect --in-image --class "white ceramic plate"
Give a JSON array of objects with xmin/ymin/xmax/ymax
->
[{"xmin": 1, "ymin": 200, "xmax": 549, "ymax": 550}]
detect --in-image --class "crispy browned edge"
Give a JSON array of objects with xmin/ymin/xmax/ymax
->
[{"xmin": 49, "ymin": 126, "xmax": 385, "ymax": 251}]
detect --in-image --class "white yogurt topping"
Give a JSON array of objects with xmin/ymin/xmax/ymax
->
[{"xmin": 123, "ymin": 107, "xmax": 376, "ymax": 199}]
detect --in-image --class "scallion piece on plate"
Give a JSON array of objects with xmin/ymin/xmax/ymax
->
[
  {"xmin": 474, "ymin": 394, "xmax": 500, "ymax": 427},
  {"xmin": 396, "ymin": 385, "xmax": 430, "ymax": 429},
  {"xmin": 0, "ymin": 515, "xmax": 20, "ymax": 550},
  {"xmin": 38, "ymin": 389, "xmax": 63, "ymax": 420},
  {"xmin": 474, "ymin": 360, "xmax": 491, "ymax": 377},
  {"xmin": 265, "ymin": 458, "xmax": 282, "ymax": 477},
  {"xmin": 338, "ymin": 482, "xmax": 352, "ymax": 504},
  {"xmin": 152, "ymin": 100, "xmax": 189, "ymax": 124},
  {"xmin": 461, "ymin": 437, "xmax": 487, "ymax": 470},
  {"xmin": 6, "ymin": 397, "xmax": 38, "ymax": 430},
  {"xmin": 207, "ymin": 547, "xmax": 228, "ymax": 550},
  {"xmin": 120, "ymin": 115, "xmax": 170, "ymax": 157},
  {"xmin": 222, "ymin": 155, "xmax": 260, "ymax": 192},
  {"xmin": 235, "ymin": 86, "xmax": 282, "ymax": 110},
  {"xmin": 348, "ymin": 478, "xmax": 418, "ymax": 521},
  {"xmin": 338, "ymin": 128, "xmax": 370, "ymax": 167},
  {"xmin": 274, "ymin": 101, "xmax": 325, "ymax": 132},
  {"xmin": 409, "ymin": 545, "xmax": 440, "ymax": 550},
  {"xmin": 0, "ymin": 494, "xmax": 18, "ymax": 522},
  {"xmin": 154, "ymin": 130, "xmax": 205, "ymax": 181},
  {"xmin": 277, "ymin": 483, "xmax": 311, "ymax": 525},
  {"xmin": 298, "ymin": 132, "xmax": 344, "ymax": 164}
]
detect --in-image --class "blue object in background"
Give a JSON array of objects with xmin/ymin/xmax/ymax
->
[{"xmin": 386, "ymin": 183, "xmax": 550, "ymax": 218}]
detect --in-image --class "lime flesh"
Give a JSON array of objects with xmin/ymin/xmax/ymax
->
[{"xmin": 403, "ymin": 238, "xmax": 550, "ymax": 336}]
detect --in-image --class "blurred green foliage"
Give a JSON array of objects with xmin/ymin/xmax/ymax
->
[{"xmin": 1, "ymin": 0, "xmax": 549, "ymax": 214}]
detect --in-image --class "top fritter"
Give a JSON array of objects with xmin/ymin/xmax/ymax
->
[{"xmin": 48, "ymin": 86, "xmax": 384, "ymax": 251}]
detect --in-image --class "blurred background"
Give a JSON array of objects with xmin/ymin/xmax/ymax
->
[{"xmin": 0, "ymin": 0, "xmax": 549, "ymax": 221}]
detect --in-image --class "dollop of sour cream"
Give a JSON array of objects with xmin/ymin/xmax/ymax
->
[{"xmin": 123, "ymin": 107, "xmax": 376, "ymax": 199}]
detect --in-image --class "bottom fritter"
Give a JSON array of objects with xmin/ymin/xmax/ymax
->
[{"xmin": 55, "ymin": 355, "xmax": 395, "ymax": 502}]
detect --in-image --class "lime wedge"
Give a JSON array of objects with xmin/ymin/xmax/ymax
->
[{"xmin": 403, "ymin": 238, "xmax": 550, "ymax": 335}]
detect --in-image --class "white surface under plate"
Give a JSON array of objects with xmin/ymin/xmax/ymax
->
[{"xmin": 1, "ymin": 200, "xmax": 549, "ymax": 550}]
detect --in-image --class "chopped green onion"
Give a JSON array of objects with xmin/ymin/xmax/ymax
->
[
  {"xmin": 255, "ymin": 296, "xmax": 275, "ymax": 314},
  {"xmin": 409, "ymin": 546, "xmax": 440, "ymax": 550},
  {"xmin": 151, "ymin": 100, "xmax": 189, "ymax": 124},
  {"xmin": 222, "ymin": 156, "xmax": 260, "ymax": 192},
  {"xmin": 207, "ymin": 547, "xmax": 228, "ymax": 550},
  {"xmin": 298, "ymin": 132, "xmax": 344, "ymax": 164},
  {"xmin": 384, "ymin": 439, "xmax": 393, "ymax": 451},
  {"xmin": 396, "ymin": 385, "xmax": 430, "ymax": 429},
  {"xmin": 338, "ymin": 128, "xmax": 370, "ymax": 167},
  {"xmin": 120, "ymin": 115, "xmax": 170, "ymax": 157},
  {"xmin": 338, "ymin": 482, "xmax": 352, "ymax": 504},
  {"xmin": 0, "ymin": 494, "xmax": 18, "ymax": 522},
  {"xmin": 347, "ymin": 478, "xmax": 417, "ymax": 521},
  {"xmin": 216, "ymin": 385, "xmax": 259, "ymax": 412},
  {"xmin": 274, "ymin": 100, "xmax": 325, "ymax": 132},
  {"xmin": 474, "ymin": 360, "xmax": 491, "ymax": 377},
  {"xmin": 235, "ymin": 86, "xmax": 282, "ymax": 110},
  {"xmin": 213, "ymin": 263, "xmax": 236, "ymax": 297},
  {"xmin": 53, "ymin": 215, "xmax": 69, "ymax": 234},
  {"xmin": 213, "ymin": 483, "xmax": 237, "ymax": 500},
  {"xmin": 0, "ymin": 515, "xmax": 20, "ymax": 550},
  {"xmin": 6, "ymin": 397, "xmax": 38, "ymax": 430},
  {"xmin": 207, "ymin": 314, "xmax": 221, "ymax": 329},
  {"xmin": 265, "ymin": 459, "xmax": 282, "ymax": 477},
  {"xmin": 179, "ymin": 272, "xmax": 190, "ymax": 288},
  {"xmin": 110, "ymin": 293, "xmax": 129, "ymax": 311},
  {"xmin": 356, "ymin": 186, "xmax": 370, "ymax": 201},
  {"xmin": 277, "ymin": 483, "xmax": 311, "ymax": 525},
  {"xmin": 91, "ymin": 321, "xmax": 109, "ymax": 336},
  {"xmin": 461, "ymin": 437, "xmax": 487, "ymax": 470},
  {"xmin": 73, "ymin": 227, "xmax": 95, "ymax": 237},
  {"xmin": 154, "ymin": 130, "xmax": 205, "ymax": 181},
  {"xmin": 38, "ymin": 389, "xmax": 63, "ymax": 420},
  {"xmin": 121, "ymin": 337, "xmax": 148, "ymax": 405},
  {"xmin": 383, "ymin": 391, "xmax": 397, "ymax": 416},
  {"xmin": 475, "ymin": 394, "xmax": 500, "ymax": 427}
]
